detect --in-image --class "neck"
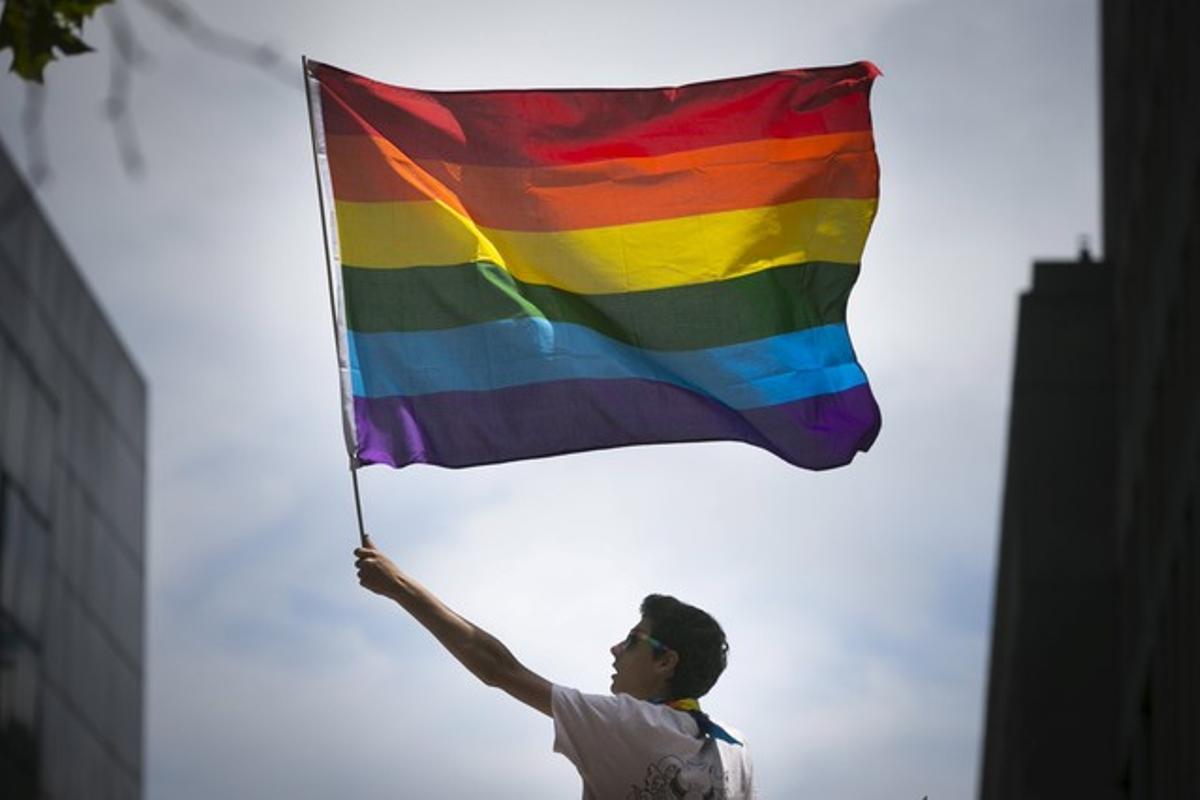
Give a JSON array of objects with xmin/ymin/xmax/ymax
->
[{"xmin": 630, "ymin": 682, "xmax": 673, "ymax": 702}]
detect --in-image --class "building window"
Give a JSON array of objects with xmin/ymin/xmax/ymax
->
[
  {"xmin": 0, "ymin": 477, "xmax": 47, "ymax": 794},
  {"xmin": 1, "ymin": 481, "xmax": 49, "ymax": 636}
]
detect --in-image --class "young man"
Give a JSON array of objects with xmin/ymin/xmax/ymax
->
[{"xmin": 354, "ymin": 535, "xmax": 755, "ymax": 798}]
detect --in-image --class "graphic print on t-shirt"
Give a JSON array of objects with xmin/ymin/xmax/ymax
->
[{"xmin": 626, "ymin": 754, "xmax": 730, "ymax": 799}]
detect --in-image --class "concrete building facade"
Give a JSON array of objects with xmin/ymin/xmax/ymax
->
[
  {"xmin": 981, "ymin": 0, "xmax": 1199, "ymax": 796},
  {"xmin": 0, "ymin": 141, "xmax": 147, "ymax": 798},
  {"xmin": 1103, "ymin": 0, "xmax": 1199, "ymax": 794},
  {"xmin": 980, "ymin": 257, "xmax": 1121, "ymax": 799}
]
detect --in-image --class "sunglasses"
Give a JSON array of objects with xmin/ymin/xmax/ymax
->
[{"xmin": 623, "ymin": 630, "xmax": 669, "ymax": 655}]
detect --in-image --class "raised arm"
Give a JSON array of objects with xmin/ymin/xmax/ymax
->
[{"xmin": 354, "ymin": 535, "xmax": 553, "ymax": 716}]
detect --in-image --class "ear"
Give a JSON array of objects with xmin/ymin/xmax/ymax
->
[{"xmin": 655, "ymin": 649, "xmax": 679, "ymax": 677}]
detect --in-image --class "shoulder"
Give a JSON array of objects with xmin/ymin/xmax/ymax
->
[
  {"xmin": 549, "ymin": 690, "xmax": 700, "ymax": 738},
  {"xmin": 551, "ymin": 686, "xmax": 647, "ymax": 764},
  {"xmin": 550, "ymin": 687, "xmax": 708, "ymax": 772},
  {"xmin": 551, "ymin": 685, "xmax": 696, "ymax": 736},
  {"xmin": 551, "ymin": 685, "xmax": 655, "ymax": 722}
]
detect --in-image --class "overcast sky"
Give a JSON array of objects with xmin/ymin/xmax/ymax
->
[{"xmin": 0, "ymin": 1, "xmax": 1099, "ymax": 797}]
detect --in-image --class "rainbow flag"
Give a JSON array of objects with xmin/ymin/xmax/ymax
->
[{"xmin": 304, "ymin": 59, "xmax": 882, "ymax": 470}]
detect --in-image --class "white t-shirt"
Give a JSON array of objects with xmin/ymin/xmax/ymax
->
[{"xmin": 551, "ymin": 684, "xmax": 755, "ymax": 799}]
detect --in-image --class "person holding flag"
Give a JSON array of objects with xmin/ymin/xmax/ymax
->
[
  {"xmin": 354, "ymin": 535, "xmax": 755, "ymax": 798},
  {"xmin": 308, "ymin": 54, "xmax": 884, "ymax": 799}
]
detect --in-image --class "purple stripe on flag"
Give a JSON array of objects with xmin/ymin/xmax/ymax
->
[{"xmin": 353, "ymin": 379, "xmax": 880, "ymax": 470}]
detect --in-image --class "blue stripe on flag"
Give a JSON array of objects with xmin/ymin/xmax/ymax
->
[{"xmin": 348, "ymin": 320, "xmax": 866, "ymax": 410}]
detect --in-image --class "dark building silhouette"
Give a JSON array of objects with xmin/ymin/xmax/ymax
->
[
  {"xmin": 981, "ymin": 0, "xmax": 1199, "ymax": 797},
  {"xmin": 980, "ymin": 256, "xmax": 1120, "ymax": 799},
  {"xmin": 0, "ymin": 140, "xmax": 147, "ymax": 798}
]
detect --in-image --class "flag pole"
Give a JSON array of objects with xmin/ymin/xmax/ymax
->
[
  {"xmin": 302, "ymin": 54, "xmax": 369, "ymax": 547},
  {"xmin": 350, "ymin": 467, "xmax": 368, "ymax": 546}
]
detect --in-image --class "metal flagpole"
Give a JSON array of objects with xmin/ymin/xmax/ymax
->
[
  {"xmin": 350, "ymin": 467, "xmax": 368, "ymax": 546},
  {"xmin": 302, "ymin": 54, "xmax": 368, "ymax": 547}
]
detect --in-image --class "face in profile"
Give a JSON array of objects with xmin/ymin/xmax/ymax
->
[{"xmin": 610, "ymin": 619, "xmax": 676, "ymax": 699}]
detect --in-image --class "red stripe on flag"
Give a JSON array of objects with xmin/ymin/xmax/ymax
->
[{"xmin": 315, "ymin": 62, "xmax": 879, "ymax": 168}]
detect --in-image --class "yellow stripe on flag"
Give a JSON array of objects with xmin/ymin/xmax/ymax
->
[{"xmin": 334, "ymin": 197, "xmax": 877, "ymax": 294}]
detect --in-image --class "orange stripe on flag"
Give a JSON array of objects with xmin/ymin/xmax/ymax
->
[{"xmin": 326, "ymin": 132, "xmax": 879, "ymax": 232}]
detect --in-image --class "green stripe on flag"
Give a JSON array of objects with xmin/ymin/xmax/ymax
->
[{"xmin": 342, "ymin": 260, "xmax": 859, "ymax": 352}]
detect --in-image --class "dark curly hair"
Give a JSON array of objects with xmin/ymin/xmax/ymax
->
[{"xmin": 640, "ymin": 594, "xmax": 728, "ymax": 700}]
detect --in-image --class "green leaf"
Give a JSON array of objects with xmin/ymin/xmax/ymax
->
[{"xmin": 0, "ymin": 0, "xmax": 113, "ymax": 82}]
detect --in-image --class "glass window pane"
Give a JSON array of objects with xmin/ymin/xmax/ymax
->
[
  {"xmin": 0, "ymin": 620, "xmax": 14, "ymax": 726},
  {"xmin": 62, "ymin": 487, "xmax": 87, "ymax": 594},
  {"xmin": 0, "ymin": 620, "xmax": 41, "ymax": 760},
  {"xmin": 73, "ymin": 722, "xmax": 104, "ymax": 800},
  {"xmin": 114, "ymin": 658, "xmax": 140, "ymax": 769},
  {"xmin": 0, "ymin": 489, "xmax": 49, "ymax": 637},
  {"xmin": 12, "ymin": 635, "xmax": 38, "ymax": 730},
  {"xmin": 15, "ymin": 509, "xmax": 48, "ymax": 635},
  {"xmin": 115, "ymin": 766, "xmax": 138, "ymax": 800},
  {"xmin": 71, "ymin": 505, "xmax": 97, "ymax": 598},
  {"xmin": 43, "ymin": 576, "xmax": 70, "ymax": 688},
  {"xmin": 88, "ymin": 522, "xmax": 116, "ymax": 635},
  {"xmin": 1, "ymin": 484, "xmax": 22, "ymax": 615},
  {"xmin": 53, "ymin": 475, "xmax": 77, "ymax": 584},
  {"xmin": 66, "ymin": 594, "xmax": 89, "ymax": 713},
  {"xmin": 111, "ymin": 549, "xmax": 142, "ymax": 663},
  {"xmin": 84, "ymin": 619, "xmax": 109, "ymax": 733},
  {"xmin": 40, "ymin": 687, "xmax": 69, "ymax": 800},
  {"xmin": 0, "ymin": 344, "xmax": 10, "ymax": 428},
  {"xmin": 26, "ymin": 389, "xmax": 56, "ymax": 516},
  {"xmin": 2, "ymin": 354, "xmax": 31, "ymax": 477}
]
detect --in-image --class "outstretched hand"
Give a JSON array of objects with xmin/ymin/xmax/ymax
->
[
  {"xmin": 354, "ymin": 534, "xmax": 405, "ymax": 599},
  {"xmin": 350, "ymin": 535, "xmax": 553, "ymax": 717}
]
